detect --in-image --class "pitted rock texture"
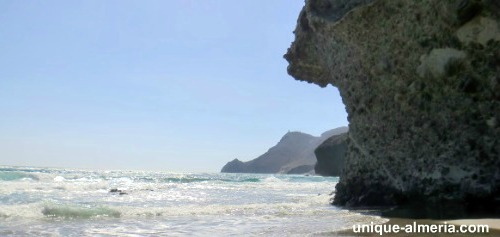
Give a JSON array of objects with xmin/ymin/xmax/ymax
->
[{"xmin": 285, "ymin": 0, "xmax": 500, "ymax": 218}]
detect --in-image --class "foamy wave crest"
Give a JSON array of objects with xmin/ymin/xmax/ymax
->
[
  {"xmin": 161, "ymin": 177, "xmax": 261, "ymax": 183},
  {"xmin": 0, "ymin": 203, "xmax": 121, "ymax": 220},
  {"xmin": 42, "ymin": 204, "xmax": 121, "ymax": 219},
  {"xmin": 53, "ymin": 176, "xmax": 65, "ymax": 182},
  {"xmin": 1, "ymin": 201, "xmax": 327, "ymax": 220},
  {"xmin": 0, "ymin": 203, "xmax": 44, "ymax": 219},
  {"xmin": 117, "ymin": 196, "xmax": 335, "ymax": 218},
  {"xmin": 262, "ymin": 176, "xmax": 282, "ymax": 183},
  {"xmin": 229, "ymin": 177, "xmax": 260, "ymax": 183}
]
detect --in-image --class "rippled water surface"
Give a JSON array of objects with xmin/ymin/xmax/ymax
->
[{"xmin": 0, "ymin": 166, "xmax": 385, "ymax": 236}]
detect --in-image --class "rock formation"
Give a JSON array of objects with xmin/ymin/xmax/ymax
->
[
  {"xmin": 285, "ymin": 0, "xmax": 499, "ymax": 218},
  {"xmin": 221, "ymin": 127, "xmax": 348, "ymax": 174},
  {"xmin": 314, "ymin": 132, "xmax": 348, "ymax": 176},
  {"xmin": 220, "ymin": 159, "xmax": 247, "ymax": 173}
]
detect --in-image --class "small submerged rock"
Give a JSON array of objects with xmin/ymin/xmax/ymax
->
[{"xmin": 109, "ymin": 188, "xmax": 127, "ymax": 195}]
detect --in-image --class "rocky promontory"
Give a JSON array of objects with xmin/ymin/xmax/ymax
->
[
  {"xmin": 314, "ymin": 132, "xmax": 348, "ymax": 176},
  {"xmin": 285, "ymin": 0, "xmax": 499, "ymax": 218},
  {"xmin": 221, "ymin": 127, "xmax": 347, "ymax": 174}
]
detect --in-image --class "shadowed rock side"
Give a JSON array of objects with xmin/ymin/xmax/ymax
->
[
  {"xmin": 285, "ymin": 0, "xmax": 500, "ymax": 219},
  {"xmin": 220, "ymin": 159, "xmax": 246, "ymax": 173},
  {"xmin": 221, "ymin": 127, "xmax": 348, "ymax": 174},
  {"xmin": 314, "ymin": 133, "xmax": 348, "ymax": 176}
]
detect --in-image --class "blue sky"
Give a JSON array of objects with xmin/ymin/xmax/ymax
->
[{"xmin": 0, "ymin": 0, "xmax": 347, "ymax": 172}]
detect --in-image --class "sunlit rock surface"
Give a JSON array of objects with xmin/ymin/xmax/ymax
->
[{"xmin": 285, "ymin": 0, "xmax": 500, "ymax": 218}]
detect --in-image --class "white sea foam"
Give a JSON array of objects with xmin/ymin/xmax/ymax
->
[
  {"xmin": 53, "ymin": 176, "xmax": 65, "ymax": 182},
  {"xmin": 0, "ymin": 167, "xmax": 384, "ymax": 236},
  {"xmin": 262, "ymin": 176, "xmax": 282, "ymax": 183}
]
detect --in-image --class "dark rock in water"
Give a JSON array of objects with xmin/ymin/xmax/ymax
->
[
  {"xmin": 221, "ymin": 127, "xmax": 348, "ymax": 174},
  {"xmin": 285, "ymin": 0, "xmax": 500, "ymax": 219},
  {"xmin": 109, "ymin": 188, "xmax": 127, "ymax": 195},
  {"xmin": 314, "ymin": 133, "xmax": 347, "ymax": 176}
]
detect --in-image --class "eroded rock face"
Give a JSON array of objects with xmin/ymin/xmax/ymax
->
[{"xmin": 285, "ymin": 0, "xmax": 500, "ymax": 218}]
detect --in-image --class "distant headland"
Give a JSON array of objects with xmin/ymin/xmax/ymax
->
[{"xmin": 221, "ymin": 127, "xmax": 348, "ymax": 176}]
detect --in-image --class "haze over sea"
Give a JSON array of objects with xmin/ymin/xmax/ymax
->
[{"xmin": 0, "ymin": 166, "xmax": 384, "ymax": 236}]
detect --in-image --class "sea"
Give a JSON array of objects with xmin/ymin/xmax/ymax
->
[{"xmin": 0, "ymin": 166, "xmax": 386, "ymax": 236}]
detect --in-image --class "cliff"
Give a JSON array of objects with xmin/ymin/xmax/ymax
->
[
  {"xmin": 221, "ymin": 127, "xmax": 348, "ymax": 174},
  {"xmin": 314, "ymin": 132, "xmax": 348, "ymax": 176},
  {"xmin": 285, "ymin": 0, "xmax": 500, "ymax": 218}
]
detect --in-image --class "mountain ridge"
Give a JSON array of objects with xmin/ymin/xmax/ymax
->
[{"xmin": 221, "ymin": 127, "xmax": 347, "ymax": 174}]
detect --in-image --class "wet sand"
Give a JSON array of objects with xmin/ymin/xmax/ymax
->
[{"xmin": 446, "ymin": 219, "xmax": 500, "ymax": 230}]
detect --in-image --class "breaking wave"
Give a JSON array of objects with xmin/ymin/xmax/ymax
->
[
  {"xmin": 0, "ymin": 171, "xmax": 39, "ymax": 181},
  {"xmin": 41, "ymin": 204, "xmax": 121, "ymax": 219},
  {"xmin": 162, "ymin": 177, "xmax": 261, "ymax": 183}
]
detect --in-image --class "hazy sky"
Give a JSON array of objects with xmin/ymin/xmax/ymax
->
[{"xmin": 0, "ymin": 0, "xmax": 348, "ymax": 172}]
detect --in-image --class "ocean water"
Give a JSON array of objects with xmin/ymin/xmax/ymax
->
[{"xmin": 0, "ymin": 166, "xmax": 386, "ymax": 236}]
